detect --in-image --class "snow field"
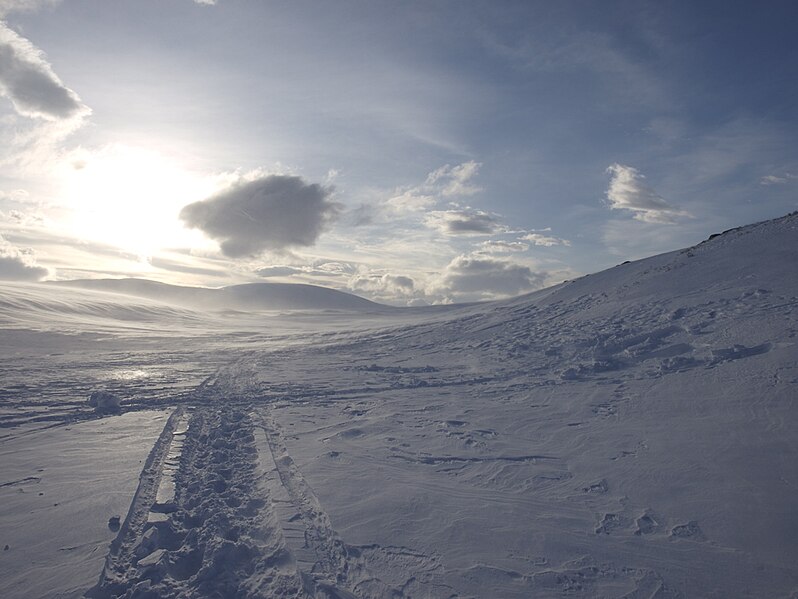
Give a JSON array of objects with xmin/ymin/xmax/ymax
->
[{"xmin": 0, "ymin": 212, "xmax": 796, "ymax": 597}]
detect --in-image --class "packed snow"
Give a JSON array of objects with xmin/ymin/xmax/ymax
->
[{"xmin": 1, "ymin": 213, "xmax": 797, "ymax": 598}]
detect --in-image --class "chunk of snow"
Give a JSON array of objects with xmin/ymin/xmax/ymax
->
[{"xmin": 87, "ymin": 390, "xmax": 121, "ymax": 413}]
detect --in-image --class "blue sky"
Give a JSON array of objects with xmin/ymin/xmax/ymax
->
[{"xmin": 0, "ymin": 0, "xmax": 796, "ymax": 304}]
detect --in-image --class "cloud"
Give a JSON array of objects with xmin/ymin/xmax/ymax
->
[
  {"xmin": 437, "ymin": 254, "xmax": 546, "ymax": 299},
  {"xmin": 0, "ymin": 233, "xmax": 48, "ymax": 280},
  {"xmin": 0, "ymin": 1, "xmax": 59, "ymax": 17},
  {"xmin": 385, "ymin": 160, "xmax": 482, "ymax": 215},
  {"xmin": 385, "ymin": 190, "xmax": 437, "ymax": 213},
  {"xmin": 351, "ymin": 272, "xmax": 415, "ymax": 294},
  {"xmin": 148, "ymin": 256, "xmax": 226, "ymax": 278},
  {"xmin": 425, "ymin": 161, "xmax": 482, "ymax": 197},
  {"xmin": 255, "ymin": 265, "xmax": 303, "ymax": 278},
  {"xmin": 605, "ymin": 163, "xmax": 690, "ymax": 224},
  {"xmin": 348, "ymin": 270, "xmax": 418, "ymax": 304},
  {"xmin": 256, "ymin": 261, "xmax": 357, "ymax": 279},
  {"xmin": 2, "ymin": 208, "xmax": 44, "ymax": 226},
  {"xmin": 193, "ymin": 0, "xmax": 217, "ymax": 4},
  {"xmin": 476, "ymin": 240, "xmax": 529, "ymax": 253},
  {"xmin": 309, "ymin": 261, "xmax": 357, "ymax": 277},
  {"xmin": 0, "ymin": 188, "xmax": 30, "ymax": 202},
  {"xmin": 520, "ymin": 231, "xmax": 571, "ymax": 247},
  {"xmin": 180, "ymin": 173, "xmax": 341, "ymax": 257},
  {"xmin": 0, "ymin": 22, "xmax": 90, "ymax": 122},
  {"xmin": 425, "ymin": 207, "xmax": 505, "ymax": 235},
  {"xmin": 760, "ymin": 173, "xmax": 797, "ymax": 186}
]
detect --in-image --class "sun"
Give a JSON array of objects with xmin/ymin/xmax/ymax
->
[{"xmin": 58, "ymin": 144, "xmax": 217, "ymax": 256}]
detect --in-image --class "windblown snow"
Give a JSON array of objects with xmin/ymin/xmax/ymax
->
[{"xmin": 1, "ymin": 213, "xmax": 797, "ymax": 598}]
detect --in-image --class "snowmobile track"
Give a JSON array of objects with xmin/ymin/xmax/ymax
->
[{"xmin": 88, "ymin": 405, "xmax": 311, "ymax": 598}]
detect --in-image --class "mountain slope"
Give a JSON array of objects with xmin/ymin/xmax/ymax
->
[{"xmin": 237, "ymin": 211, "xmax": 798, "ymax": 598}]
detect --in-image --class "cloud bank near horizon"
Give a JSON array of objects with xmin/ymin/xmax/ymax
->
[{"xmin": 0, "ymin": 234, "xmax": 48, "ymax": 280}]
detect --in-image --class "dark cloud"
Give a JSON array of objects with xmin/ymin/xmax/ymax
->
[
  {"xmin": 440, "ymin": 254, "xmax": 545, "ymax": 298},
  {"xmin": 0, "ymin": 234, "xmax": 48, "ymax": 280},
  {"xmin": 0, "ymin": 22, "xmax": 90, "ymax": 121},
  {"xmin": 255, "ymin": 265, "xmax": 302, "ymax": 278},
  {"xmin": 180, "ymin": 174, "xmax": 341, "ymax": 257},
  {"xmin": 425, "ymin": 208, "xmax": 504, "ymax": 235}
]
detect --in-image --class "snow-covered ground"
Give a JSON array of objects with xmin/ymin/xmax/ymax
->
[{"xmin": 1, "ymin": 213, "xmax": 797, "ymax": 598}]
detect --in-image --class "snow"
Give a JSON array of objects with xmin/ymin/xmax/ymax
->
[
  {"xmin": 0, "ymin": 212, "xmax": 797, "ymax": 597},
  {"xmin": 0, "ymin": 411, "xmax": 172, "ymax": 599}
]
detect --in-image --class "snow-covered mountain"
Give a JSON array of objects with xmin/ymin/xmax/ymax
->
[
  {"xmin": 0, "ymin": 212, "xmax": 796, "ymax": 598},
  {"xmin": 50, "ymin": 277, "xmax": 385, "ymax": 312}
]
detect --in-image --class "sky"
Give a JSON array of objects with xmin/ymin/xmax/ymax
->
[{"xmin": 0, "ymin": 0, "xmax": 796, "ymax": 305}]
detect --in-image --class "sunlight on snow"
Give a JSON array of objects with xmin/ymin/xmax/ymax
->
[{"xmin": 108, "ymin": 368, "xmax": 150, "ymax": 381}]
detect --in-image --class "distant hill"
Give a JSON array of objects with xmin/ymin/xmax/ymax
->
[{"xmin": 49, "ymin": 278, "xmax": 387, "ymax": 312}]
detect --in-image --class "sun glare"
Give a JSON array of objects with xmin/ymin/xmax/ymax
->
[{"xmin": 58, "ymin": 144, "xmax": 217, "ymax": 256}]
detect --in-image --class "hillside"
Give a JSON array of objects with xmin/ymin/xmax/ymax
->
[{"xmin": 49, "ymin": 278, "xmax": 386, "ymax": 312}]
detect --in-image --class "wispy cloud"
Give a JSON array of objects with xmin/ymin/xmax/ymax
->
[
  {"xmin": 760, "ymin": 173, "xmax": 797, "ymax": 186},
  {"xmin": 605, "ymin": 163, "xmax": 689, "ymax": 224},
  {"xmin": 520, "ymin": 230, "xmax": 571, "ymax": 247},
  {"xmin": 425, "ymin": 161, "xmax": 482, "ymax": 197},
  {"xmin": 255, "ymin": 261, "xmax": 356, "ymax": 279},
  {"xmin": 476, "ymin": 240, "xmax": 529, "ymax": 253},
  {"xmin": 385, "ymin": 160, "xmax": 482, "ymax": 215},
  {"xmin": 180, "ymin": 172, "xmax": 341, "ymax": 257},
  {"xmin": 148, "ymin": 256, "xmax": 227, "ymax": 278}
]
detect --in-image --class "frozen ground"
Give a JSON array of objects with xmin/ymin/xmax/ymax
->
[{"xmin": 1, "ymin": 213, "xmax": 797, "ymax": 598}]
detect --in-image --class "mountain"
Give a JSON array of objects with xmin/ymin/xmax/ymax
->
[{"xmin": 49, "ymin": 278, "xmax": 386, "ymax": 312}]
